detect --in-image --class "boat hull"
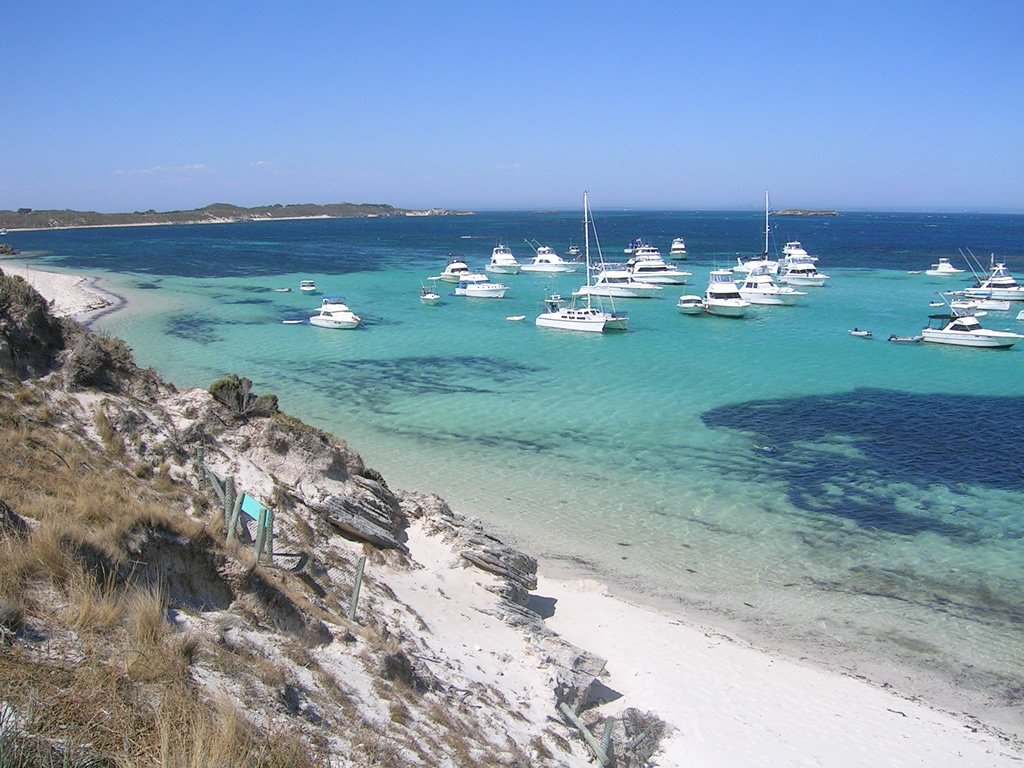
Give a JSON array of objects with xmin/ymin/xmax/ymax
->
[
  {"xmin": 704, "ymin": 300, "xmax": 748, "ymax": 317},
  {"xmin": 963, "ymin": 287, "xmax": 1024, "ymax": 301},
  {"xmin": 485, "ymin": 264, "xmax": 521, "ymax": 275},
  {"xmin": 521, "ymin": 264, "xmax": 578, "ymax": 273},
  {"xmin": 921, "ymin": 330, "xmax": 1020, "ymax": 348},
  {"xmin": 739, "ymin": 290, "xmax": 802, "ymax": 306},
  {"xmin": 574, "ymin": 284, "xmax": 662, "ymax": 299},
  {"xmin": 309, "ymin": 315, "xmax": 360, "ymax": 329}
]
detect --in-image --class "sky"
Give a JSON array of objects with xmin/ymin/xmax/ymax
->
[{"xmin": 3, "ymin": 1, "xmax": 1023, "ymax": 213}]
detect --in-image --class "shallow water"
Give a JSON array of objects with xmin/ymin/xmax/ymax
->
[{"xmin": 7, "ymin": 210, "xmax": 1024, "ymax": 729}]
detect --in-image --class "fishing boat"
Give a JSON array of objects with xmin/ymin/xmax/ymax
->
[
  {"xmin": 535, "ymin": 192, "xmax": 628, "ymax": 333},
  {"xmin": 429, "ymin": 255, "xmax": 471, "ymax": 283},
  {"xmin": 299, "ymin": 280, "xmax": 317, "ymax": 293},
  {"xmin": 704, "ymin": 269, "xmax": 750, "ymax": 317},
  {"xmin": 419, "ymin": 285, "xmax": 441, "ymax": 304},
  {"xmin": 963, "ymin": 259, "xmax": 1024, "ymax": 301},
  {"xmin": 921, "ymin": 310, "xmax": 1023, "ymax": 348},
  {"xmin": 924, "ymin": 257, "xmax": 965, "ymax": 276},
  {"xmin": 483, "ymin": 243, "xmax": 521, "ymax": 274},
  {"xmin": 676, "ymin": 295, "xmax": 704, "ymax": 315},
  {"xmin": 520, "ymin": 242, "xmax": 579, "ymax": 273},
  {"xmin": 309, "ymin": 297, "xmax": 361, "ymax": 329},
  {"xmin": 669, "ymin": 237, "xmax": 687, "ymax": 259},
  {"xmin": 625, "ymin": 250, "xmax": 691, "ymax": 284},
  {"xmin": 848, "ymin": 328, "xmax": 873, "ymax": 338},
  {"xmin": 737, "ymin": 267, "xmax": 805, "ymax": 305},
  {"xmin": 453, "ymin": 273, "xmax": 508, "ymax": 298}
]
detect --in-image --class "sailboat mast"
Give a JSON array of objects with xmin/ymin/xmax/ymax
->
[
  {"xmin": 764, "ymin": 190, "xmax": 770, "ymax": 255},
  {"xmin": 583, "ymin": 191, "xmax": 593, "ymax": 306}
]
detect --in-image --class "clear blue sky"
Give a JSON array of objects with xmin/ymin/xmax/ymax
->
[{"xmin": 4, "ymin": 1, "xmax": 1022, "ymax": 213}]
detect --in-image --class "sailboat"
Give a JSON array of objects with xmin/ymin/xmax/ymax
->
[
  {"xmin": 732, "ymin": 191, "xmax": 780, "ymax": 275},
  {"xmin": 535, "ymin": 192, "xmax": 628, "ymax": 333}
]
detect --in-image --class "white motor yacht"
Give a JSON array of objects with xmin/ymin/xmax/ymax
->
[
  {"xmin": 737, "ymin": 267, "xmax": 806, "ymax": 305},
  {"xmin": 299, "ymin": 280, "xmax": 317, "ymax": 293},
  {"xmin": 704, "ymin": 269, "xmax": 750, "ymax": 317},
  {"xmin": 676, "ymin": 295, "xmax": 704, "ymax": 314},
  {"xmin": 732, "ymin": 254, "xmax": 780, "ymax": 275},
  {"xmin": 779, "ymin": 256, "xmax": 830, "ymax": 287},
  {"xmin": 963, "ymin": 261, "xmax": 1024, "ymax": 301},
  {"xmin": 454, "ymin": 273, "xmax": 508, "ymax": 298},
  {"xmin": 780, "ymin": 241, "xmax": 818, "ymax": 263},
  {"xmin": 922, "ymin": 312, "xmax": 1023, "ymax": 348},
  {"xmin": 484, "ymin": 243, "xmax": 521, "ymax": 274},
  {"xmin": 309, "ymin": 297, "xmax": 361, "ymax": 329},
  {"xmin": 429, "ymin": 256, "xmax": 471, "ymax": 283},
  {"xmin": 925, "ymin": 257, "xmax": 965, "ymax": 276},
  {"xmin": 669, "ymin": 237, "xmax": 687, "ymax": 259},
  {"xmin": 625, "ymin": 252, "xmax": 691, "ymax": 284},
  {"xmin": 521, "ymin": 243, "xmax": 579, "ymax": 273},
  {"xmin": 574, "ymin": 268, "xmax": 663, "ymax": 298}
]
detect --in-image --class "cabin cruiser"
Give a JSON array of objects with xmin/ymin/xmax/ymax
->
[
  {"xmin": 309, "ymin": 297, "xmax": 361, "ymax": 329},
  {"xmin": 453, "ymin": 273, "xmax": 508, "ymax": 298},
  {"xmin": 732, "ymin": 254, "xmax": 779, "ymax": 275},
  {"xmin": 429, "ymin": 255, "xmax": 471, "ymax": 283},
  {"xmin": 676, "ymin": 294, "xmax": 704, "ymax": 315},
  {"xmin": 704, "ymin": 269, "xmax": 750, "ymax": 317},
  {"xmin": 779, "ymin": 256, "xmax": 829, "ymax": 287},
  {"xmin": 963, "ymin": 261, "xmax": 1024, "ymax": 301},
  {"xmin": 922, "ymin": 312, "xmax": 1023, "ymax": 348},
  {"xmin": 535, "ymin": 293, "xmax": 628, "ymax": 333},
  {"xmin": 669, "ymin": 237, "xmax": 687, "ymax": 259},
  {"xmin": 925, "ymin": 257, "xmax": 965, "ymax": 276},
  {"xmin": 737, "ymin": 267, "xmax": 805, "ymax": 305},
  {"xmin": 780, "ymin": 241, "xmax": 818, "ymax": 264},
  {"xmin": 299, "ymin": 280, "xmax": 317, "ymax": 293},
  {"xmin": 574, "ymin": 268, "xmax": 663, "ymax": 298},
  {"xmin": 625, "ymin": 252, "xmax": 691, "ymax": 284},
  {"xmin": 520, "ymin": 244, "xmax": 578, "ymax": 273},
  {"xmin": 484, "ymin": 243, "xmax": 521, "ymax": 274}
]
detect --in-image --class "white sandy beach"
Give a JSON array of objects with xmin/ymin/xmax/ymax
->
[{"xmin": 5, "ymin": 261, "xmax": 1022, "ymax": 766}]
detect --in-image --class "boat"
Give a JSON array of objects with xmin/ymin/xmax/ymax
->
[
  {"xmin": 963, "ymin": 260, "xmax": 1024, "ymax": 301},
  {"xmin": 483, "ymin": 243, "xmax": 521, "ymax": 274},
  {"xmin": 625, "ymin": 250, "xmax": 691, "ymax": 285},
  {"xmin": 780, "ymin": 241, "xmax": 818, "ymax": 263},
  {"xmin": 520, "ymin": 242, "xmax": 579, "ymax": 273},
  {"xmin": 779, "ymin": 256, "xmax": 829, "ymax": 287},
  {"xmin": 419, "ymin": 285, "xmax": 441, "ymax": 304},
  {"xmin": 921, "ymin": 311, "xmax": 1023, "ymax": 348},
  {"xmin": 281, "ymin": 318, "xmax": 304, "ymax": 325},
  {"xmin": 574, "ymin": 267, "xmax": 664, "ymax": 299},
  {"xmin": 623, "ymin": 237, "xmax": 646, "ymax": 255},
  {"xmin": 505, "ymin": 315, "xmax": 526, "ymax": 322},
  {"xmin": 567, "ymin": 243, "xmax": 581, "ymax": 258},
  {"xmin": 704, "ymin": 269, "xmax": 750, "ymax": 317},
  {"xmin": 429, "ymin": 255, "xmax": 471, "ymax": 283},
  {"xmin": 535, "ymin": 192, "xmax": 628, "ymax": 333},
  {"xmin": 733, "ymin": 193, "xmax": 780, "ymax": 275},
  {"xmin": 309, "ymin": 297, "xmax": 361, "ymax": 329},
  {"xmin": 887, "ymin": 334, "xmax": 924, "ymax": 343},
  {"xmin": 453, "ymin": 273, "xmax": 508, "ymax": 298},
  {"xmin": 924, "ymin": 257, "xmax": 965, "ymax": 276},
  {"xmin": 737, "ymin": 266, "xmax": 805, "ymax": 305},
  {"xmin": 848, "ymin": 328, "xmax": 872, "ymax": 338},
  {"xmin": 273, "ymin": 287, "xmax": 291, "ymax": 293},
  {"xmin": 669, "ymin": 237, "xmax": 687, "ymax": 259},
  {"xmin": 676, "ymin": 295, "xmax": 704, "ymax": 315},
  {"xmin": 299, "ymin": 280, "xmax": 317, "ymax": 293}
]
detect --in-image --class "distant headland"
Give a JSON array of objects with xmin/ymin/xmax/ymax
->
[
  {"xmin": 0, "ymin": 202, "xmax": 473, "ymax": 231},
  {"xmin": 773, "ymin": 209, "xmax": 839, "ymax": 216}
]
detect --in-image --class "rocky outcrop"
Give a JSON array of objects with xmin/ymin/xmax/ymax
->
[{"xmin": 0, "ymin": 270, "xmax": 65, "ymax": 378}]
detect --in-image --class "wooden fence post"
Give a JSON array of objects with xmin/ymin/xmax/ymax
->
[
  {"xmin": 226, "ymin": 484, "xmax": 242, "ymax": 544},
  {"xmin": 559, "ymin": 702, "xmax": 610, "ymax": 767},
  {"xmin": 348, "ymin": 555, "xmax": 367, "ymax": 622},
  {"xmin": 263, "ymin": 507, "xmax": 274, "ymax": 564},
  {"xmin": 253, "ymin": 506, "xmax": 268, "ymax": 562}
]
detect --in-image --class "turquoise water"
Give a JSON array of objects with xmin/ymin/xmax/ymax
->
[{"xmin": 6, "ymin": 211, "xmax": 1024, "ymax": 728}]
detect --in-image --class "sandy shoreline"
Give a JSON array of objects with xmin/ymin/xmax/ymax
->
[{"xmin": 3, "ymin": 261, "xmax": 1021, "ymax": 765}]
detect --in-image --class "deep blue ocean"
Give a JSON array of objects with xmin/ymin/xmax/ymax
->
[{"xmin": 5, "ymin": 208, "xmax": 1024, "ymax": 730}]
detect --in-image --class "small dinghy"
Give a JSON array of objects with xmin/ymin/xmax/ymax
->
[
  {"xmin": 281, "ymin": 318, "xmax": 304, "ymax": 325},
  {"xmin": 505, "ymin": 315, "xmax": 526, "ymax": 322},
  {"xmin": 887, "ymin": 334, "xmax": 923, "ymax": 343}
]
